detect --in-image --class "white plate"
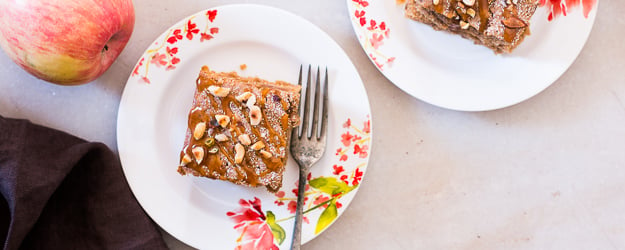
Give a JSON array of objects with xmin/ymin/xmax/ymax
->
[
  {"xmin": 117, "ymin": 4, "xmax": 372, "ymax": 249},
  {"xmin": 347, "ymin": 0, "xmax": 597, "ymax": 111}
]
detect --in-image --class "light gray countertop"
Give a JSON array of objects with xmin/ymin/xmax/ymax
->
[{"xmin": 1, "ymin": 0, "xmax": 624, "ymax": 249}]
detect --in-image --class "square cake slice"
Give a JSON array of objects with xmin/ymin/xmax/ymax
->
[
  {"xmin": 405, "ymin": 0, "xmax": 539, "ymax": 53},
  {"xmin": 177, "ymin": 66, "xmax": 301, "ymax": 193}
]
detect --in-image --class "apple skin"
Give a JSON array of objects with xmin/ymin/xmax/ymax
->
[{"xmin": 0, "ymin": 0, "xmax": 135, "ymax": 85}]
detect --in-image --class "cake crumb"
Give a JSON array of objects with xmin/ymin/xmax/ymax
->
[{"xmin": 239, "ymin": 64, "xmax": 247, "ymax": 70}]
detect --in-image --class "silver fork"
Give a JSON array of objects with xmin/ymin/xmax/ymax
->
[{"xmin": 289, "ymin": 65, "xmax": 328, "ymax": 250}]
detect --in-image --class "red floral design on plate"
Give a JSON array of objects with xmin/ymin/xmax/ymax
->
[
  {"xmin": 539, "ymin": 0, "xmax": 596, "ymax": 21},
  {"xmin": 336, "ymin": 118, "xmax": 370, "ymax": 162},
  {"xmin": 132, "ymin": 9, "xmax": 221, "ymax": 84},
  {"xmin": 227, "ymin": 198, "xmax": 280, "ymax": 250},
  {"xmin": 229, "ymin": 116, "xmax": 371, "ymax": 247},
  {"xmin": 274, "ymin": 116, "xmax": 371, "ymax": 234},
  {"xmin": 351, "ymin": 0, "xmax": 395, "ymax": 70}
]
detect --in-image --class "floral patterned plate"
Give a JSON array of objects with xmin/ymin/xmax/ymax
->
[
  {"xmin": 347, "ymin": 0, "xmax": 597, "ymax": 111},
  {"xmin": 117, "ymin": 4, "xmax": 372, "ymax": 249}
]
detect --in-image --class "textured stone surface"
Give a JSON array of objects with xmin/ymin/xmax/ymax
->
[{"xmin": 1, "ymin": 0, "xmax": 623, "ymax": 249}]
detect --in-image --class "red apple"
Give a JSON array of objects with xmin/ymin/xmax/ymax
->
[{"xmin": 0, "ymin": 0, "xmax": 135, "ymax": 85}]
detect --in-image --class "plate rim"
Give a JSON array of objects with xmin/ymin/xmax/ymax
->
[
  {"xmin": 345, "ymin": 0, "xmax": 598, "ymax": 111},
  {"xmin": 117, "ymin": 3, "xmax": 374, "ymax": 249}
]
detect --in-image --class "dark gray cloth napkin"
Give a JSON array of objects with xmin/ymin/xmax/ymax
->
[{"xmin": 0, "ymin": 115, "xmax": 167, "ymax": 250}]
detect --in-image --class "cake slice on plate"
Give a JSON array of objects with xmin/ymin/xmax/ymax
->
[
  {"xmin": 177, "ymin": 66, "xmax": 301, "ymax": 193},
  {"xmin": 405, "ymin": 0, "xmax": 539, "ymax": 53}
]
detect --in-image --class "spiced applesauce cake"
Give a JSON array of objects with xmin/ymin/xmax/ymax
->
[
  {"xmin": 405, "ymin": 0, "xmax": 539, "ymax": 53},
  {"xmin": 177, "ymin": 66, "xmax": 301, "ymax": 193}
]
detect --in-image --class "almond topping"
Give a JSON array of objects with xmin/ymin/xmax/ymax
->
[
  {"xmin": 192, "ymin": 147, "xmax": 204, "ymax": 164},
  {"xmin": 193, "ymin": 122, "xmax": 206, "ymax": 140},
  {"xmin": 215, "ymin": 115, "xmax": 230, "ymax": 128},
  {"xmin": 251, "ymin": 141, "xmax": 265, "ymax": 150},
  {"xmin": 246, "ymin": 94, "xmax": 257, "ymax": 108},
  {"xmin": 466, "ymin": 8, "xmax": 476, "ymax": 18},
  {"xmin": 236, "ymin": 92, "xmax": 254, "ymax": 102},
  {"xmin": 460, "ymin": 20, "xmax": 470, "ymax": 29},
  {"xmin": 249, "ymin": 105, "xmax": 262, "ymax": 126},
  {"xmin": 215, "ymin": 134, "xmax": 229, "ymax": 142},
  {"xmin": 259, "ymin": 150, "xmax": 272, "ymax": 159},
  {"xmin": 208, "ymin": 147, "xmax": 219, "ymax": 154},
  {"xmin": 234, "ymin": 143, "xmax": 245, "ymax": 164},
  {"xmin": 238, "ymin": 134, "xmax": 252, "ymax": 146},
  {"xmin": 462, "ymin": 0, "xmax": 475, "ymax": 6},
  {"xmin": 502, "ymin": 16, "xmax": 527, "ymax": 29},
  {"xmin": 180, "ymin": 154, "xmax": 192, "ymax": 166},
  {"xmin": 208, "ymin": 86, "xmax": 231, "ymax": 97}
]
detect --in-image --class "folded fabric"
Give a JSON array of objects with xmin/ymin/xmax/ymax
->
[{"xmin": 0, "ymin": 115, "xmax": 167, "ymax": 250}]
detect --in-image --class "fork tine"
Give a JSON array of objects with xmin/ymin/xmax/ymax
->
[
  {"xmin": 297, "ymin": 65, "xmax": 303, "ymax": 86},
  {"xmin": 299, "ymin": 65, "xmax": 312, "ymax": 139},
  {"xmin": 298, "ymin": 64, "xmax": 306, "ymax": 139},
  {"xmin": 319, "ymin": 67, "xmax": 328, "ymax": 139},
  {"xmin": 311, "ymin": 66, "xmax": 321, "ymax": 140}
]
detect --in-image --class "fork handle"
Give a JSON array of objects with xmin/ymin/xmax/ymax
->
[{"xmin": 290, "ymin": 165, "xmax": 309, "ymax": 250}]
